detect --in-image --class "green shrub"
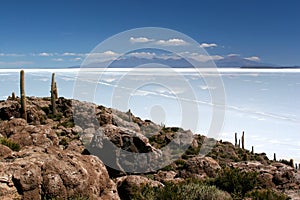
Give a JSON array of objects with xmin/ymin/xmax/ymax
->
[
  {"xmin": 59, "ymin": 138, "xmax": 68, "ymax": 146},
  {"xmin": 213, "ymin": 167, "xmax": 258, "ymax": 198},
  {"xmin": 245, "ymin": 189, "xmax": 290, "ymax": 200},
  {"xmin": 174, "ymin": 159, "xmax": 186, "ymax": 168},
  {"xmin": 161, "ymin": 165, "xmax": 173, "ymax": 171},
  {"xmin": 59, "ymin": 120, "xmax": 75, "ymax": 128},
  {"xmin": 0, "ymin": 137, "xmax": 20, "ymax": 151},
  {"xmin": 48, "ymin": 113, "xmax": 63, "ymax": 121},
  {"xmin": 132, "ymin": 181, "xmax": 232, "ymax": 200}
]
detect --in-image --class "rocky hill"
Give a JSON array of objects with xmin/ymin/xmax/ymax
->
[{"xmin": 0, "ymin": 97, "xmax": 299, "ymax": 200}]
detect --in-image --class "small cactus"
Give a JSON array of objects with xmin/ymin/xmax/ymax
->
[
  {"xmin": 51, "ymin": 73, "xmax": 57, "ymax": 115},
  {"xmin": 238, "ymin": 139, "xmax": 241, "ymax": 148},
  {"xmin": 12, "ymin": 92, "xmax": 16, "ymax": 100},
  {"xmin": 274, "ymin": 153, "xmax": 276, "ymax": 161},
  {"xmin": 251, "ymin": 146, "xmax": 254, "ymax": 154},
  {"xmin": 127, "ymin": 109, "xmax": 132, "ymax": 122},
  {"xmin": 20, "ymin": 70, "xmax": 27, "ymax": 121},
  {"xmin": 241, "ymin": 131, "xmax": 245, "ymax": 149}
]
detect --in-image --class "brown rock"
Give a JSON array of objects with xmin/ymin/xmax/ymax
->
[
  {"xmin": 0, "ymin": 144, "xmax": 12, "ymax": 158},
  {"xmin": 182, "ymin": 156, "xmax": 221, "ymax": 179},
  {"xmin": 0, "ymin": 146, "xmax": 120, "ymax": 200},
  {"xmin": 115, "ymin": 175, "xmax": 162, "ymax": 200}
]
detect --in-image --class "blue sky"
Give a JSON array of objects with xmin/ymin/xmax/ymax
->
[{"xmin": 0, "ymin": 0, "xmax": 300, "ymax": 68}]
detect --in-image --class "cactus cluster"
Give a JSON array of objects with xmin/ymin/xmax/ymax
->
[{"xmin": 17, "ymin": 70, "xmax": 59, "ymax": 120}]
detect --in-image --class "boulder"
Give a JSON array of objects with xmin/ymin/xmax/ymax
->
[
  {"xmin": 0, "ymin": 144, "xmax": 12, "ymax": 158},
  {"xmin": 0, "ymin": 146, "xmax": 120, "ymax": 200},
  {"xmin": 115, "ymin": 175, "xmax": 162, "ymax": 200},
  {"xmin": 181, "ymin": 156, "xmax": 221, "ymax": 179}
]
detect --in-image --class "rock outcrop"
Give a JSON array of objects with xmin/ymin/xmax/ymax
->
[{"xmin": 0, "ymin": 97, "xmax": 299, "ymax": 199}]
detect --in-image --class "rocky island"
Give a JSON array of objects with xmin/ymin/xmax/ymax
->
[{"xmin": 0, "ymin": 71, "xmax": 299, "ymax": 200}]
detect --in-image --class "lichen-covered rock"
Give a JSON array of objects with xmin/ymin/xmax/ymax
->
[
  {"xmin": 0, "ymin": 118, "xmax": 58, "ymax": 148},
  {"xmin": 0, "ymin": 146, "xmax": 120, "ymax": 200}
]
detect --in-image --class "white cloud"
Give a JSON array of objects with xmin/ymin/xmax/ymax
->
[
  {"xmin": 227, "ymin": 53, "xmax": 240, "ymax": 57},
  {"xmin": 179, "ymin": 52, "xmax": 223, "ymax": 62},
  {"xmin": 62, "ymin": 52, "xmax": 77, "ymax": 56},
  {"xmin": 199, "ymin": 43, "xmax": 217, "ymax": 48},
  {"xmin": 71, "ymin": 57, "xmax": 82, "ymax": 62},
  {"xmin": 52, "ymin": 58, "xmax": 64, "ymax": 62},
  {"xmin": 199, "ymin": 85, "xmax": 216, "ymax": 90},
  {"xmin": 128, "ymin": 52, "xmax": 156, "ymax": 59},
  {"xmin": 244, "ymin": 56, "xmax": 261, "ymax": 61},
  {"xmin": 130, "ymin": 37, "xmax": 154, "ymax": 43},
  {"xmin": 0, "ymin": 53, "xmax": 25, "ymax": 56},
  {"xmin": 157, "ymin": 54, "xmax": 182, "ymax": 60},
  {"xmin": 39, "ymin": 52, "xmax": 53, "ymax": 57},
  {"xmin": 0, "ymin": 61, "xmax": 33, "ymax": 67},
  {"xmin": 85, "ymin": 51, "xmax": 121, "ymax": 63},
  {"xmin": 155, "ymin": 38, "xmax": 189, "ymax": 46}
]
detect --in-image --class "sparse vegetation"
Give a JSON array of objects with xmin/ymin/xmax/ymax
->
[
  {"xmin": 0, "ymin": 137, "xmax": 20, "ymax": 151},
  {"xmin": 212, "ymin": 167, "xmax": 258, "ymax": 199},
  {"xmin": 245, "ymin": 189, "xmax": 290, "ymax": 200},
  {"xmin": 132, "ymin": 180, "xmax": 232, "ymax": 200}
]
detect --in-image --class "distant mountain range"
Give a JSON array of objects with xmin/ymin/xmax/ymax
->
[{"xmin": 70, "ymin": 55, "xmax": 298, "ymax": 69}]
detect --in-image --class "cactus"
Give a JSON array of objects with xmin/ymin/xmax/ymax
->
[
  {"xmin": 127, "ymin": 109, "xmax": 132, "ymax": 122},
  {"xmin": 20, "ymin": 70, "xmax": 27, "ymax": 121},
  {"xmin": 54, "ymin": 82, "xmax": 58, "ymax": 99},
  {"xmin": 51, "ymin": 73, "xmax": 57, "ymax": 115},
  {"xmin": 238, "ymin": 139, "xmax": 240, "ymax": 148},
  {"xmin": 274, "ymin": 153, "xmax": 276, "ymax": 161},
  {"xmin": 241, "ymin": 131, "xmax": 245, "ymax": 149},
  {"xmin": 290, "ymin": 159, "xmax": 294, "ymax": 168},
  {"xmin": 251, "ymin": 146, "xmax": 254, "ymax": 154},
  {"xmin": 235, "ymin": 132, "xmax": 237, "ymax": 147},
  {"xmin": 11, "ymin": 92, "xmax": 16, "ymax": 100}
]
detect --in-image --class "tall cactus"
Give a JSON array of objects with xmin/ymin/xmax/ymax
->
[
  {"xmin": 51, "ymin": 73, "xmax": 57, "ymax": 115},
  {"xmin": 54, "ymin": 82, "xmax": 58, "ymax": 99},
  {"xmin": 274, "ymin": 153, "xmax": 276, "ymax": 161},
  {"xmin": 251, "ymin": 146, "xmax": 254, "ymax": 154},
  {"xmin": 241, "ymin": 131, "xmax": 245, "ymax": 149},
  {"xmin": 20, "ymin": 70, "xmax": 27, "ymax": 121},
  {"xmin": 235, "ymin": 132, "xmax": 237, "ymax": 147}
]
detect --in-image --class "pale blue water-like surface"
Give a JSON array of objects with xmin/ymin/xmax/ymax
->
[{"xmin": 0, "ymin": 68, "xmax": 299, "ymax": 163}]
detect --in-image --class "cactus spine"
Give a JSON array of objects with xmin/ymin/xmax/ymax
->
[
  {"xmin": 241, "ymin": 131, "xmax": 245, "ymax": 149},
  {"xmin": 20, "ymin": 70, "xmax": 27, "ymax": 121},
  {"xmin": 51, "ymin": 73, "xmax": 57, "ymax": 115},
  {"xmin": 235, "ymin": 132, "xmax": 237, "ymax": 147}
]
